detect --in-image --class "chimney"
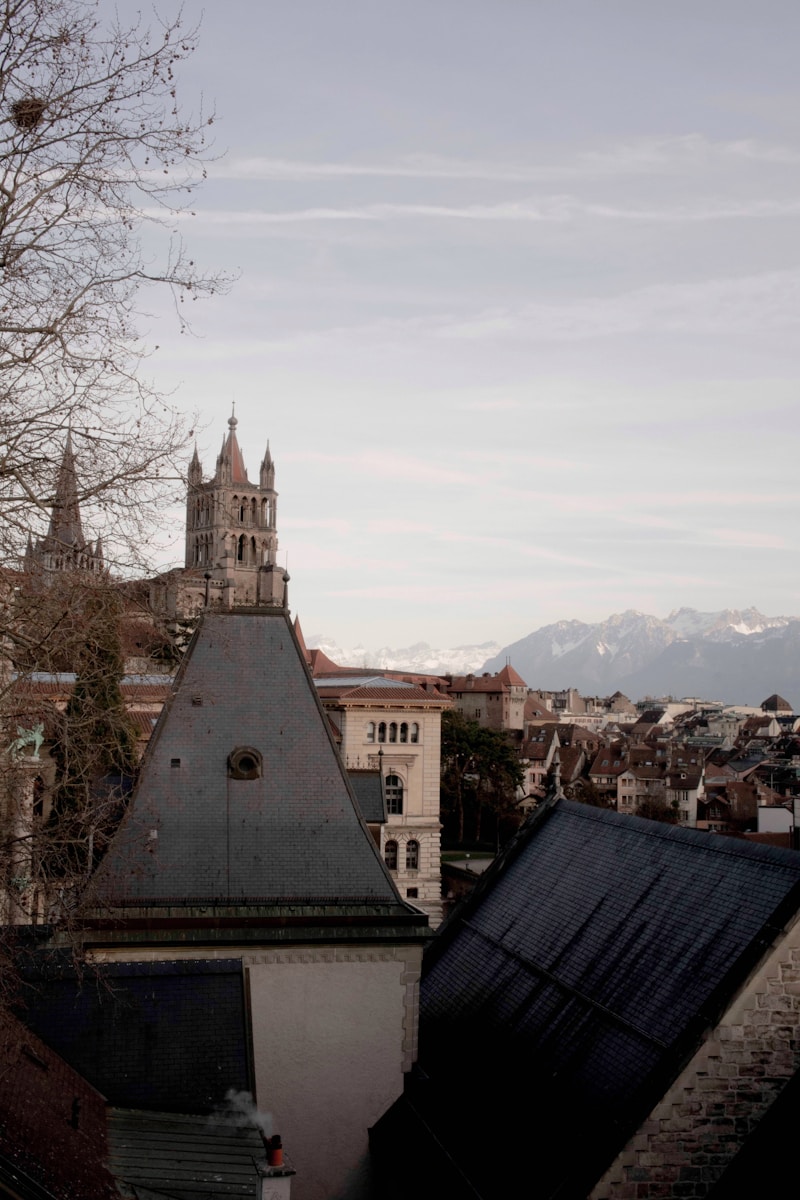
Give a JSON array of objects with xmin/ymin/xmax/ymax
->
[{"xmin": 258, "ymin": 1134, "xmax": 295, "ymax": 1199}]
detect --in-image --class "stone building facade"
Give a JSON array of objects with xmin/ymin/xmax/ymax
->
[{"xmin": 313, "ymin": 675, "xmax": 449, "ymax": 925}]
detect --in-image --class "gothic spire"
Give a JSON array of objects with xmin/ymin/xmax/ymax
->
[
  {"xmin": 45, "ymin": 429, "xmax": 85, "ymax": 550},
  {"xmin": 216, "ymin": 409, "xmax": 248, "ymax": 485}
]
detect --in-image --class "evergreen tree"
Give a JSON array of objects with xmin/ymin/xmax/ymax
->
[
  {"xmin": 50, "ymin": 585, "xmax": 139, "ymax": 874},
  {"xmin": 440, "ymin": 711, "xmax": 524, "ymax": 848}
]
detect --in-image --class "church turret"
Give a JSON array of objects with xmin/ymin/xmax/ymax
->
[
  {"xmin": 188, "ymin": 443, "xmax": 202, "ymax": 486},
  {"xmin": 260, "ymin": 442, "xmax": 275, "ymax": 490}
]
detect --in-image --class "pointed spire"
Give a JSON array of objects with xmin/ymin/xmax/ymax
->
[
  {"xmin": 188, "ymin": 442, "xmax": 202, "ymax": 484},
  {"xmin": 260, "ymin": 439, "xmax": 275, "ymax": 488},
  {"xmin": 46, "ymin": 428, "xmax": 85, "ymax": 550},
  {"xmin": 94, "ymin": 535, "xmax": 104, "ymax": 569},
  {"xmin": 215, "ymin": 407, "xmax": 248, "ymax": 485}
]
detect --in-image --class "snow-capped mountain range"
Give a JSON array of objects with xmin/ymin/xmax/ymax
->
[
  {"xmin": 480, "ymin": 608, "xmax": 799, "ymax": 705},
  {"xmin": 309, "ymin": 608, "xmax": 800, "ymax": 706},
  {"xmin": 305, "ymin": 636, "xmax": 503, "ymax": 677}
]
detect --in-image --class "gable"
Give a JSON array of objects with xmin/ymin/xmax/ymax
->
[{"xmin": 93, "ymin": 610, "xmax": 399, "ymax": 905}]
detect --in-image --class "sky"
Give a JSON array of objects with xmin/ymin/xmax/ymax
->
[{"xmin": 131, "ymin": 0, "xmax": 800, "ymax": 650}]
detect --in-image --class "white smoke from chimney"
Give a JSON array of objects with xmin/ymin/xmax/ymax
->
[{"xmin": 210, "ymin": 1088, "xmax": 274, "ymax": 1140}]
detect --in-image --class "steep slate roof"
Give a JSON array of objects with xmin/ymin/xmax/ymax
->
[
  {"xmin": 347, "ymin": 769, "xmax": 387, "ymax": 824},
  {"xmin": 373, "ymin": 799, "xmax": 800, "ymax": 1199},
  {"xmin": 92, "ymin": 610, "xmax": 404, "ymax": 907}
]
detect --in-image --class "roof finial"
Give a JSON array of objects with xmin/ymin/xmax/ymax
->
[{"xmin": 229, "ymin": 400, "xmax": 237, "ymax": 430}]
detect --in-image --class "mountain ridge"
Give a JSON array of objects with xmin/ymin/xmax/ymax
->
[{"xmin": 481, "ymin": 607, "xmax": 798, "ymax": 706}]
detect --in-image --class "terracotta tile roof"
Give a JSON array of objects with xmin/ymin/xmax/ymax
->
[
  {"xmin": 317, "ymin": 683, "xmax": 447, "ymax": 704},
  {"xmin": 449, "ymin": 675, "xmax": 509, "ymax": 695},
  {"xmin": 496, "ymin": 663, "xmax": 528, "ymax": 688}
]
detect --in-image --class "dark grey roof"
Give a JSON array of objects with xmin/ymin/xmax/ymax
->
[
  {"xmin": 93, "ymin": 610, "xmax": 401, "ymax": 906},
  {"xmin": 108, "ymin": 1109, "xmax": 265, "ymax": 1199},
  {"xmin": 376, "ymin": 798, "xmax": 800, "ymax": 1199},
  {"xmin": 347, "ymin": 769, "xmax": 386, "ymax": 823}
]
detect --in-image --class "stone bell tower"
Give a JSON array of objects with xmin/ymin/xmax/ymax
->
[{"xmin": 184, "ymin": 413, "xmax": 287, "ymax": 608}]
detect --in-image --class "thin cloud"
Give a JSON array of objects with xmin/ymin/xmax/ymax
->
[
  {"xmin": 438, "ymin": 270, "xmax": 800, "ymax": 342},
  {"xmin": 210, "ymin": 136, "xmax": 800, "ymax": 184},
  {"xmin": 158, "ymin": 195, "xmax": 800, "ymax": 231}
]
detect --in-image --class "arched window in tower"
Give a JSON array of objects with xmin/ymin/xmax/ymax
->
[
  {"xmin": 406, "ymin": 840, "xmax": 419, "ymax": 870},
  {"xmin": 384, "ymin": 840, "xmax": 398, "ymax": 870},
  {"xmin": 377, "ymin": 722, "xmax": 387, "ymax": 743},
  {"xmin": 385, "ymin": 774, "xmax": 403, "ymax": 815},
  {"xmin": 410, "ymin": 723, "xmax": 419, "ymax": 743},
  {"xmin": 261, "ymin": 498, "xmax": 267, "ymax": 526},
  {"xmin": 388, "ymin": 722, "xmax": 398, "ymax": 743},
  {"xmin": 251, "ymin": 497, "xmax": 257, "ymax": 525},
  {"xmin": 239, "ymin": 500, "xmax": 246, "ymax": 523},
  {"xmin": 250, "ymin": 536, "xmax": 256, "ymax": 564},
  {"xmin": 399, "ymin": 722, "xmax": 408, "ymax": 743},
  {"xmin": 237, "ymin": 534, "xmax": 246, "ymax": 562}
]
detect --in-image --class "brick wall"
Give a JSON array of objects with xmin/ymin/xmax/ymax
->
[{"xmin": 591, "ymin": 914, "xmax": 800, "ymax": 1199}]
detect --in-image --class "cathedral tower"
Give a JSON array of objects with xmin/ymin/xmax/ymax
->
[
  {"xmin": 26, "ymin": 432, "xmax": 104, "ymax": 575},
  {"xmin": 184, "ymin": 414, "xmax": 286, "ymax": 608}
]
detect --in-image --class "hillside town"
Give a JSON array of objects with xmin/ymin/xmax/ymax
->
[
  {"xmin": 4, "ymin": 3, "xmax": 800, "ymax": 1197},
  {"xmin": 3, "ymin": 418, "xmax": 800, "ymax": 1200}
]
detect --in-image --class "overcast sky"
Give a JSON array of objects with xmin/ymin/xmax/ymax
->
[{"xmin": 137, "ymin": 0, "xmax": 800, "ymax": 650}]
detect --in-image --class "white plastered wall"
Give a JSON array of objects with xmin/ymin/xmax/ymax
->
[{"xmin": 246, "ymin": 945, "xmax": 421, "ymax": 1200}]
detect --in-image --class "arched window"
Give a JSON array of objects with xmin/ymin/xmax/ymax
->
[
  {"xmin": 384, "ymin": 840, "xmax": 398, "ymax": 870},
  {"xmin": 399, "ymin": 722, "xmax": 408, "ymax": 743},
  {"xmin": 237, "ymin": 534, "xmax": 246, "ymax": 562},
  {"xmin": 377, "ymin": 722, "xmax": 387, "ymax": 743},
  {"xmin": 261, "ymin": 498, "xmax": 268, "ymax": 525},
  {"xmin": 385, "ymin": 774, "xmax": 403, "ymax": 815},
  {"xmin": 410, "ymin": 723, "xmax": 419, "ymax": 744},
  {"xmin": 406, "ymin": 840, "xmax": 419, "ymax": 870},
  {"xmin": 366, "ymin": 722, "xmax": 376, "ymax": 743},
  {"xmin": 388, "ymin": 722, "xmax": 398, "ymax": 743},
  {"xmin": 250, "ymin": 536, "xmax": 256, "ymax": 563},
  {"xmin": 33, "ymin": 776, "xmax": 45, "ymax": 819},
  {"xmin": 239, "ymin": 501, "xmax": 246, "ymax": 523},
  {"xmin": 251, "ymin": 497, "xmax": 257, "ymax": 524}
]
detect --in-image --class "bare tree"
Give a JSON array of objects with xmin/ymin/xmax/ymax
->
[
  {"xmin": 0, "ymin": 0, "xmax": 227, "ymax": 574},
  {"xmin": 0, "ymin": 0, "xmax": 226, "ymax": 994}
]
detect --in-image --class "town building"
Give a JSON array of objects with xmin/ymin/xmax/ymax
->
[
  {"xmin": 372, "ymin": 795, "xmax": 800, "ymax": 1198},
  {"xmin": 309, "ymin": 654, "xmax": 449, "ymax": 924},
  {"xmin": 21, "ymin": 608, "xmax": 429, "ymax": 1200},
  {"xmin": 447, "ymin": 664, "xmax": 527, "ymax": 731}
]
